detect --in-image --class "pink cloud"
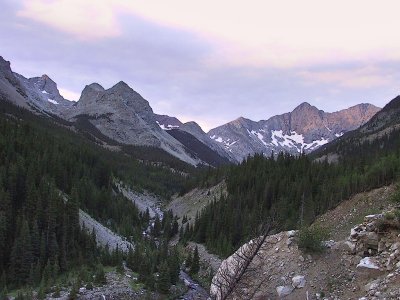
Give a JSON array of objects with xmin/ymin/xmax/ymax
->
[
  {"xmin": 17, "ymin": 0, "xmax": 122, "ymax": 40},
  {"xmin": 298, "ymin": 66, "xmax": 395, "ymax": 89}
]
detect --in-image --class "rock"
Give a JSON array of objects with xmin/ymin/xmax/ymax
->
[
  {"xmin": 364, "ymin": 232, "xmax": 379, "ymax": 250},
  {"xmin": 378, "ymin": 240, "xmax": 386, "ymax": 253},
  {"xmin": 351, "ymin": 228, "xmax": 359, "ymax": 238},
  {"xmin": 364, "ymin": 279, "xmax": 380, "ymax": 291},
  {"xmin": 299, "ymin": 256, "xmax": 305, "ymax": 262},
  {"xmin": 287, "ymin": 230, "xmax": 296, "ymax": 238},
  {"xmin": 357, "ymin": 257, "xmax": 379, "ymax": 270},
  {"xmin": 344, "ymin": 241, "xmax": 356, "ymax": 254},
  {"xmin": 390, "ymin": 242, "xmax": 400, "ymax": 251},
  {"xmin": 292, "ymin": 275, "xmax": 306, "ymax": 288},
  {"xmin": 323, "ymin": 240, "xmax": 335, "ymax": 248},
  {"xmin": 357, "ymin": 257, "xmax": 382, "ymax": 278},
  {"xmin": 364, "ymin": 214, "xmax": 383, "ymax": 222},
  {"xmin": 276, "ymin": 285, "xmax": 294, "ymax": 297}
]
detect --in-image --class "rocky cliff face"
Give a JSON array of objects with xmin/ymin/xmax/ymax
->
[
  {"xmin": 67, "ymin": 81, "xmax": 201, "ymax": 165},
  {"xmin": 208, "ymin": 102, "xmax": 380, "ymax": 161}
]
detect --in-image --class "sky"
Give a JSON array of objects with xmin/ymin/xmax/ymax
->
[{"xmin": 1, "ymin": 0, "xmax": 400, "ymax": 131}]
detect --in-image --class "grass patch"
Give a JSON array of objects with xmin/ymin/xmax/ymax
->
[
  {"xmin": 104, "ymin": 266, "xmax": 116, "ymax": 273},
  {"xmin": 130, "ymin": 281, "xmax": 145, "ymax": 292}
]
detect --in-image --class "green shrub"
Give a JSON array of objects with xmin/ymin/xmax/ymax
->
[
  {"xmin": 297, "ymin": 226, "xmax": 330, "ymax": 253},
  {"xmin": 389, "ymin": 185, "xmax": 400, "ymax": 203},
  {"xmin": 394, "ymin": 209, "xmax": 400, "ymax": 221},
  {"xmin": 94, "ymin": 264, "xmax": 107, "ymax": 286},
  {"xmin": 384, "ymin": 211, "xmax": 395, "ymax": 220},
  {"xmin": 86, "ymin": 282, "xmax": 93, "ymax": 290}
]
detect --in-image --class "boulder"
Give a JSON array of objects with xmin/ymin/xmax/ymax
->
[
  {"xmin": 356, "ymin": 257, "xmax": 382, "ymax": 278},
  {"xmin": 357, "ymin": 257, "xmax": 379, "ymax": 270},
  {"xmin": 390, "ymin": 242, "xmax": 400, "ymax": 251},
  {"xmin": 364, "ymin": 232, "xmax": 379, "ymax": 250},
  {"xmin": 292, "ymin": 275, "xmax": 306, "ymax": 288},
  {"xmin": 345, "ymin": 241, "xmax": 356, "ymax": 254}
]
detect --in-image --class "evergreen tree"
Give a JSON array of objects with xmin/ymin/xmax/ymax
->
[
  {"xmin": 190, "ymin": 246, "xmax": 200, "ymax": 275},
  {"xmin": 157, "ymin": 261, "xmax": 170, "ymax": 294}
]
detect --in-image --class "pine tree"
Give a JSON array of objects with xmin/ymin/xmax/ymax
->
[
  {"xmin": 157, "ymin": 261, "xmax": 170, "ymax": 294},
  {"xmin": 94, "ymin": 264, "xmax": 106, "ymax": 285},
  {"xmin": 168, "ymin": 249, "xmax": 180, "ymax": 285},
  {"xmin": 190, "ymin": 246, "xmax": 200, "ymax": 275}
]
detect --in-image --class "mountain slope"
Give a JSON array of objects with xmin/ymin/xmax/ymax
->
[
  {"xmin": 154, "ymin": 113, "xmax": 236, "ymax": 164},
  {"xmin": 208, "ymin": 102, "xmax": 380, "ymax": 161},
  {"xmin": 167, "ymin": 129, "xmax": 230, "ymax": 166}
]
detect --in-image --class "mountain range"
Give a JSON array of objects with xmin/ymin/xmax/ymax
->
[{"xmin": 0, "ymin": 55, "xmax": 381, "ymax": 165}]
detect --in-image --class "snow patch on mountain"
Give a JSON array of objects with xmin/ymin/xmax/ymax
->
[
  {"xmin": 156, "ymin": 121, "xmax": 180, "ymax": 130},
  {"xmin": 48, "ymin": 98, "xmax": 59, "ymax": 105},
  {"xmin": 210, "ymin": 135, "xmax": 239, "ymax": 148}
]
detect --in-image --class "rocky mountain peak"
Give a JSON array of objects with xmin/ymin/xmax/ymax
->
[
  {"xmin": 229, "ymin": 116, "xmax": 251, "ymax": 128},
  {"xmin": 0, "ymin": 56, "xmax": 21, "ymax": 88},
  {"xmin": 87, "ymin": 83, "xmax": 105, "ymax": 92},
  {"xmin": 181, "ymin": 121, "xmax": 205, "ymax": 135},
  {"xmin": 29, "ymin": 74, "xmax": 60, "ymax": 96},
  {"xmin": 110, "ymin": 81, "xmax": 132, "ymax": 92},
  {"xmin": 294, "ymin": 101, "xmax": 313, "ymax": 110},
  {"xmin": 77, "ymin": 83, "xmax": 105, "ymax": 107},
  {"xmin": 0, "ymin": 56, "xmax": 11, "ymax": 70}
]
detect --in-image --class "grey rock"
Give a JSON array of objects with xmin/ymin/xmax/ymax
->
[
  {"xmin": 276, "ymin": 285, "xmax": 294, "ymax": 297},
  {"xmin": 292, "ymin": 275, "xmax": 306, "ymax": 288}
]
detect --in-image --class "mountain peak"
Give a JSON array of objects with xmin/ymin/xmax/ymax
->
[
  {"xmin": 87, "ymin": 82, "xmax": 105, "ymax": 91},
  {"xmin": 297, "ymin": 101, "xmax": 312, "ymax": 107},
  {"xmin": 39, "ymin": 74, "xmax": 57, "ymax": 85},
  {"xmin": 0, "ymin": 56, "xmax": 11, "ymax": 69},
  {"xmin": 381, "ymin": 95, "xmax": 400, "ymax": 112},
  {"xmin": 292, "ymin": 102, "xmax": 319, "ymax": 113},
  {"xmin": 182, "ymin": 121, "xmax": 205, "ymax": 134},
  {"xmin": 111, "ymin": 81, "xmax": 132, "ymax": 92}
]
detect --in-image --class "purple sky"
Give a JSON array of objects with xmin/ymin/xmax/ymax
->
[{"xmin": 1, "ymin": 0, "xmax": 400, "ymax": 131}]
